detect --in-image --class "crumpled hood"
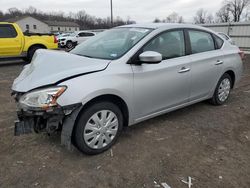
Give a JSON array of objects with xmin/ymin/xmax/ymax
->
[{"xmin": 12, "ymin": 49, "xmax": 110, "ymax": 92}]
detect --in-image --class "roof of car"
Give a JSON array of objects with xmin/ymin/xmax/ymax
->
[{"xmin": 118, "ymin": 23, "xmax": 207, "ymax": 30}]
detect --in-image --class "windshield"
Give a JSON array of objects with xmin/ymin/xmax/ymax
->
[{"xmin": 71, "ymin": 27, "xmax": 152, "ymax": 60}]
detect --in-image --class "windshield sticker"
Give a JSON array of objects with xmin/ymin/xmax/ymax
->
[{"xmin": 110, "ymin": 54, "xmax": 118, "ymax": 58}]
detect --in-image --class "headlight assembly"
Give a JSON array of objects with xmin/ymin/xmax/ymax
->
[{"xmin": 19, "ymin": 86, "xmax": 66, "ymax": 110}]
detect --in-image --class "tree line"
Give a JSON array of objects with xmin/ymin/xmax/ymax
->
[
  {"xmin": 154, "ymin": 0, "xmax": 250, "ymax": 24},
  {"xmin": 0, "ymin": 0, "xmax": 249, "ymax": 29},
  {"xmin": 0, "ymin": 6, "xmax": 136, "ymax": 29}
]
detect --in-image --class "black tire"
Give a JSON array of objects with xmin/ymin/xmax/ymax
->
[
  {"xmin": 73, "ymin": 101, "xmax": 123, "ymax": 155},
  {"xmin": 21, "ymin": 57, "xmax": 29, "ymax": 63},
  {"xmin": 210, "ymin": 73, "xmax": 232, "ymax": 105},
  {"xmin": 27, "ymin": 46, "xmax": 44, "ymax": 63},
  {"xmin": 66, "ymin": 41, "xmax": 74, "ymax": 49}
]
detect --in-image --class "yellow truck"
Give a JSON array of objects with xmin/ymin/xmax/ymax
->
[{"xmin": 0, "ymin": 22, "xmax": 58, "ymax": 62}]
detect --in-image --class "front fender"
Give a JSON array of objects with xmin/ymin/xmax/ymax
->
[
  {"xmin": 61, "ymin": 105, "xmax": 83, "ymax": 150},
  {"xmin": 56, "ymin": 64, "xmax": 134, "ymax": 124}
]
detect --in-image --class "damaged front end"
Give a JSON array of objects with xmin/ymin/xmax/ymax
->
[{"xmin": 12, "ymin": 87, "xmax": 82, "ymax": 149}]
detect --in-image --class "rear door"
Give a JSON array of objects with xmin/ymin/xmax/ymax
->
[
  {"xmin": 132, "ymin": 30, "xmax": 192, "ymax": 120},
  {"xmin": 186, "ymin": 29, "xmax": 224, "ymax": 101},
  {"xmin": 0, "ymin": 24, "xmax": 22, "ymax": 56}
]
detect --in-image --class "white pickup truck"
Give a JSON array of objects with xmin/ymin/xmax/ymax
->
[{"xmin": 58, "ymin": 31, "xmax": 96, "ymax": 48}]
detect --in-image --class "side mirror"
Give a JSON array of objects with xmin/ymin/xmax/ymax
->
[
  {"xmin": 139, "ymin": 51, "xmax": 162, "ymax": 64},
  {"xmin": 76, "ymin": 35, "xmax": 79, "ymax": 38}
]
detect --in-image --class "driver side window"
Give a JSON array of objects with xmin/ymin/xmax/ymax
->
[{"xmin": 143, "ymin": 30, "xmax": 185, "ymax": 59}]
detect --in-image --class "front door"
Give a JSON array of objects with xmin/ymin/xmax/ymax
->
[{"xmin": 132, "ymin": 30, "xmax": 191, "ymax": 121}]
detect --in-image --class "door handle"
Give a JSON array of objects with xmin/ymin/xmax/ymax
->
[
  {"xmin": 178, "ymin": 67, "xmax": 190, "ymax": 73},
  {"xmin": 215, "ymin": 60, "xmax": 223, "ymax": 65}
]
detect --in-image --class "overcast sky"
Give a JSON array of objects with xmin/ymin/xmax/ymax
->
[{"xmin": 0, "ymin": 0, "xmax": 224, "ymax": 22}]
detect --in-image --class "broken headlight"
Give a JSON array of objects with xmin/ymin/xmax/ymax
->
[{"xmin": 19, "ymin": 86, "xmax": 66, "ymax": 110}]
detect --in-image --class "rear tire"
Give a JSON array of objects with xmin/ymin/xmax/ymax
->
[
  {"xmin": 27, "ymin": 46, "xmax": 44, "ymax": 63},
  {"xmin": 73, "ymin": 101, "xmax": 123, "ymax": 155},
  {"xmin": 210, "ymin": 73, "xmax": 232, "ymax": 105}
]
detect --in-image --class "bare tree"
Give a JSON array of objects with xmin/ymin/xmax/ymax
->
[
  {"xmin": 242, "ymin": 7, "xmax": 250, "ymax": 20},
  {"xmin": 193, "ymin": 8, "xmax": 208, "ymax": 24},
  {"xmin": 206, "ymin": 13, "xmax": 214, "ymax": 23},
  {"xmin": 216, "ymin": 4, "xmax": 231, "ymax": 22},
  {"xmin": 7, "ymin": 7, "xmax": 22, "ymax": 17},
  {"xmin": 178, "ymin": 16, "xmax": 185, "ymax": 23},
  {"xmin": 164, "ymin": 12, "xmax": 185, "ymax": 23},
  {"xmin": 126, "ymin": 16, "xmax": 136, "ymax": 25},
  {"xmin": 0, "ymin": 6, "xmax": 128, "ymax": 29},
  {"xmin": 75, "ymin": 10, "xmax": 95, "ymax": 29},
  {"xmin": 226, "ymin": 0, "xmax": 250, "ymax": 22},
  {"xmin": 25, "ymin": 6, "xmax": 37, "ymax": 15},
  {"xmin": 165, "ymin": 12, "xmax": 179, "ymax": 23},
  {"xmin": 153, "ymin": 18, "xmax": 161, "ymax": 23}
]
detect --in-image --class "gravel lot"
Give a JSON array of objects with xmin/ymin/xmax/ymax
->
[{"xmin": 0, "ymin": 57, "xmax": 250, "ymax": 188}]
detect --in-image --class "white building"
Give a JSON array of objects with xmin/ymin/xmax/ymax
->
[
  {"xmin": 202, "ymin": 22, "xmax": 250, "ymax": 51},
  {"xmin": 44, "ymin": 20, "xmax": 80, "ymax": 33},
  {"xmin": 6, "ymin": 16, "xmax": 80, "ymax": 34}
]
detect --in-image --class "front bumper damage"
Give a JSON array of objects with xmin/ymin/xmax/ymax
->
[
  {"xmin": 15, "ymin": 107, "xmax": 65, "ymax": 135},
  {"xmin": 13, "ymin": 92, "xmax": 82, "ymax": 149}
]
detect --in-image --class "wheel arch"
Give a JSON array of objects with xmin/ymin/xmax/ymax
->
[
  {"xmin": 28, "ymin": 44, "xmax": 47, "ymax": 53},
  {"xmin": 78, "ymin": 94, "xmax": 129, "ymax": 127},
  {"xmin": 224, "ymin": 70, "xmax": 235, "ymax": 88},
  {"xmin": 66, "ymin": 40, "xmax": 73, "ymax": 43},
  {"xmin": 61, "ymin": 94, "xmax": 130, "ymax": 149}
]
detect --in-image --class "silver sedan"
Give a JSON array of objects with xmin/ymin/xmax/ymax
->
[{"xmin": 12, "ymin": 23, "xmax": 243, "ymax": 154}]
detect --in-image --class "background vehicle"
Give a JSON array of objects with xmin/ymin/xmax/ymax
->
[
  {"xmin": 59, "ymin": 31, "xmax": 96, "ymax": 48},
  {"xmin": 0, "ymin": 22, "xmax": 58, "ymax": 62},
  {"xmin": 56, "ymin": 33, "xmax": 70, "ymax": 40},
  {"xmin": 12, "ymin": 24, "xmax": 243, "ymax": 155},
  {"xmin": 218, "ymin": 32, "xmax": 235, "ymax": 45}
]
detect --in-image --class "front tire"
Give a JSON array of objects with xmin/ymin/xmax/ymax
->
[
  {"xmin": 210, "ymin": 73, "xmax": 232, "ymax": 105},
  {"xmin": 66, "ymin": 41, "xmax": 74, "ymax": 49},
  {"xmin": 73, "ymin": 102, "xmax": 123, "ymax": 155}
]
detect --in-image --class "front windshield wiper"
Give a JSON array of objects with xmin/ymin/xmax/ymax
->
[{"xmin": 75, "ymin": 54, "xmax": 94, "ymax": 58}]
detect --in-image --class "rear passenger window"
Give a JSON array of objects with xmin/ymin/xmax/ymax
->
[
  {"xmin": 84, "ymin": 32, "xmax": 95, "ymax": 37},
  {"xmin": 0, "ymin": 24, "xmax": 17, "ymax": 38},
  {"xmin": 143, "ymin": 30, "xmax": 185, "ymax": 59},
  {"xmin": 188, "ymin": 30, "xmax": 215, "ymax": 54},
  {"xmin": 213, "ymin": 34, "xmax": 224, "ymax": 49}
]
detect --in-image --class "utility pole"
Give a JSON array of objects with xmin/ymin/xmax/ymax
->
[{"xmin": 110, "ymin": 0, "xmax": 113, "ymax": 27}]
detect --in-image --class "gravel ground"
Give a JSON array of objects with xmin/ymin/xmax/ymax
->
[{"xmin": 0, "ymin": 57, "xmax": 249, "ymax": 188}]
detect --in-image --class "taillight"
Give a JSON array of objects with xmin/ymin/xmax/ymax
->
[
  {"xmin": 54, "ymin": 36, "xmax": 58, "ymax": 43},
  {"xmin": 239, "ymin": 51, "xmax": 245, "ymax": 61}
]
